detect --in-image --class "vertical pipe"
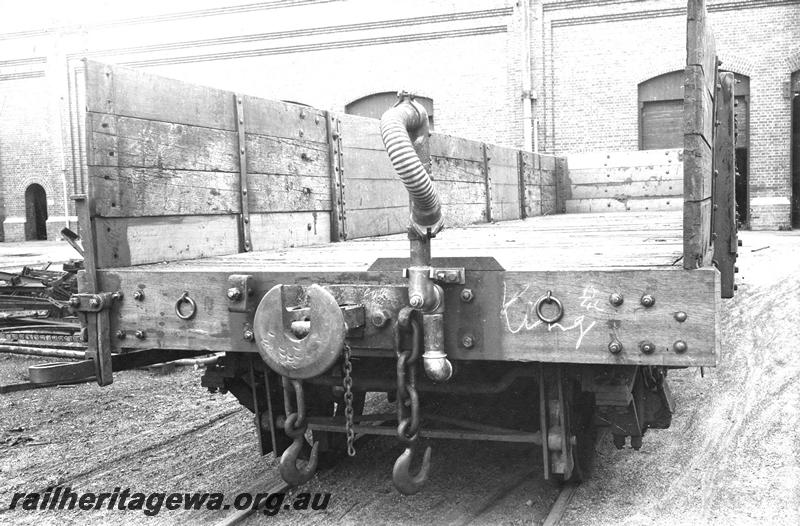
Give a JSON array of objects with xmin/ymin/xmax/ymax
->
[{"xmin": 521, "ymin": 0, "xmax": 533, "ymax": 152}]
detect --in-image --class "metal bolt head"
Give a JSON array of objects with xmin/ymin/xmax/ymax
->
[
  {"xmin": 640, "ymin": 294, "xmax": 655, "ymax": 308},
  {"xmin": 135, "ymin": 330, "xmax": 146, "ymax": 340},
  {"xmin": 133, "ymin": 289, "xmax": 145, "ymax": 301},
  {"xmin": 461, "ymin": 335, "xmax": 474, "ymax": 348},
  {"xmin": 69, "ymin": 296, "xmax": 81, "ymax": 307},
  {"xmin": 674, "ymin": 311, "xmax": 688, "ymax": 323},
  {"xmin": 115, "ymin": 330, "xmax": 126, "ymax": 340},
  {"xmin": 446, "ymin": 273, "xmax": 457, "ymax": 283},
  {"xmin": 460, "ymin": 288, "xmax": 474, "ymax": 303},
  {"xmin": 89, "ymin": 298, "xmax": 101, "ymax": 308},
  {"xmin": 227, "ymin": 287, "xmax": 243, "ymax": 301},
  {"xmin": 609, "ymin": 292, "xmax": 624, "ymax": 307},
  {"xmin": 243, "ymin": 329, "xmax": 255, "ymax": 342},
  {"xmin": 371, "ymin": 311, "xmax": 389, "ymax": 328},
  {"xmin": 673, "ymin": 340, "xmax": 688, "ymax": 353},
  {"xmin": 409, "ymin": 295, "xmax": 424, "ymax": 309},
  {"xmin": 639, "ymin": 341, "xmax": 655, "ymax": 354},
  {"xmin": 608, "ymin": 341, "xmax": 623, "ymax": 354}
]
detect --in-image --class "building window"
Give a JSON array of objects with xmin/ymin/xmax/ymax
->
[{"xmin": 345, "ymin": 92, "xmax": 434, "ymax": 130}]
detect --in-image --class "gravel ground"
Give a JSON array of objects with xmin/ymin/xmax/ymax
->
[{"xmin": 1, "ymin": 230, "xmax": 798, "ymax": 525}]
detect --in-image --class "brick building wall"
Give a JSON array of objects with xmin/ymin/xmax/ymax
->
[
  {"xmin": 0, "ymin": 0, "xmax": 798, "ymax": 237},
  {"xmin": 535, "ymin": 0, "xmax": 800, "ymax": 229},
  {"xmin": 0, "ymin": 0, "xmax": 529, "ymax": 241}
]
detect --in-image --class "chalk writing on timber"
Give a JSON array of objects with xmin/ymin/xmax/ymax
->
[{"xmin": 501, "ymin": 283, "xmax": 597, "ymax": 349}]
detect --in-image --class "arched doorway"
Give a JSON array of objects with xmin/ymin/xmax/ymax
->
[{"xmin": 24, "ymin": 184, "xmax": 48, "ymax": 240}]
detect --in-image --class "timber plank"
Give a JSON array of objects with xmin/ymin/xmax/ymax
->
[
  {"xmin": 249, "ymin": 211, "xmax": 330, "ymax": 250},
  {"xmin": 247, "ymin": 173, "xmax": 331, "ymax": 213},
  {"xmin": 686, "ymin": 0, "xmax": 717, "ymax": 95},
  {"xmin": 243, "ymin": 95, "xmax": 327, "ymax": 144},
  {"xmin": 499, "ymin": 268, "xmax": 717, "ymax": 365},
  {"xmin": 712, "ymin": 72, "xmax": 737, "ymax": 297},
  {"xmin": 569, "ymin": 179, "xmax": 682, "ymax": 200},
  {"xmin": 85, "ymin": 60, "xmax": 236, "ymax": 130},
  {"xmin": 431, "ymin": 157, "xmax": 485, "ymax": 183},
  {"xmin": 338, "ymin": 113, "xmax": 384, "ymax": 150},
  {"xmin": 346, "ymin": 206, "xmax": 408, "ymax": 238},
  {"xmin": 565, "ymin": 197, "xmax": 680, "ymax": 214},
  {"xmin": 94, "ymin": 215, "xmax": 239, "ymax": 267},
  {"xmin": 90, "ymin": 167, "xmax": 239, "ymax": 217},
  {"xmin": 683, "ymin": 135, "xmax": 713, "ymax": 202},
  {"xmin": 344, "ymin": 178, "xmax": 408, "ymax": 210},
  {"xmin": 683, "ymin": 65, "xmax": 714, "ymax": 148},
  {"xmin": 246, "ymin": 134, "xmax": 330, "ymax": 178},
  {"xmin": 342, "ymin": 147, "xmax": 396, "ymax": 180},
  {"xmin": 683, "ymin": 198, "xmax": 714, "ymax": 269},
  {"xmin": 429, "ymin": 133, "xmax": 484, "ymax": 161},
  {"xmin": 564, "ymin": 149, "xmax": 681, "ymax": 171}
]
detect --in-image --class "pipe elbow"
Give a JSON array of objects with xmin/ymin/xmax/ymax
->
[
  {"xmin": 422, "ymin": 354, "xmax": 453, "ymax": 383},
  {"xmin": 380, "ymin": 98, "xmax": 443, "ymax": 236}
]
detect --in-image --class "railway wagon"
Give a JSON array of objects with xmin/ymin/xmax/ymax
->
[{"xmin": 69, "ymin": 0, "xmax": 737, "ymax": 494}]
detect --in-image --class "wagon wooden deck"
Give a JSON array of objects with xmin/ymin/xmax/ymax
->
[{"xmin": 130, "ymin": 210, "xmax": 683, "ymax": 273}]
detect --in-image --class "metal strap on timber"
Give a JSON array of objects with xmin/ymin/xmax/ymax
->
[
  {"xmin": 326, "ymin": 112, "xmax": 347, "ymax": 241},
  {"xmin": 72, "ymin": 194, "xmax": 114, "ymax": 386},
  {"xmin": 234, "ymin": 94, "xmax": 252, "ymax": 252},
  {"xmin": 482, "ymin": 143, "xmax": 493, "ymax": 222}
]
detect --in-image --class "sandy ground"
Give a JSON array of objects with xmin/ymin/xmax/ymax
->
[
  {"xmin": 0, "ymin": 230, "xmax": 798, "ymax": 525},
  {"xmin": 563, "ymin": 230, "xmax": 800, "ymax": 525},
  {"xmin": 0, "ymin": 239, "xmax": 80, "ymax": 272}
]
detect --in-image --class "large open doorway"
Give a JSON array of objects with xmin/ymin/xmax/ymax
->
[
  {"xmin": 792, "ymin": 71, "xmax": 800, "ymax": 228},
  {"xmin": 24, "ymin": 184, "xmax": 48, "ymax": 240}
]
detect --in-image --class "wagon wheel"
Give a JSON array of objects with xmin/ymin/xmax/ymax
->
[{"xmin": 543, "ymin": 367, "xmax": 597, "ymax": 484}]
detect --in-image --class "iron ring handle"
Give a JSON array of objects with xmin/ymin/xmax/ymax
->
[
  {"xmin": 175, "ymin": 291, "xmax": 197, "ymax": 320},
  {"xmin": 534, "ymin": 290, "xmax": 564, "ymax": 324}
]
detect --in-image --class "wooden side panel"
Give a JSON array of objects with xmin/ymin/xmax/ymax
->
[
  {"xmin": 431, "ymin": 133, "xmax": 489, "ymax": 227},
  {"xmin": 559, "ymin": 149, "xmax": 683, "ymax": 213},
  {"xmin": 683, "ymin": 0, "xmax": 717, "ymax": 269},
  {"xmin": 84, "ymin": 61, "xmax": 333, "ymax": 268},
  {"xmin": 712, "ymin": 72, "xmax": 738, "ymax": 297},
  {"xmin": 521, "ymin": 152, "xmax": 560, "ymax": 217},
  {"xmin": 486, "ymin": 144, "xmax": 521, "ymax": 221}
]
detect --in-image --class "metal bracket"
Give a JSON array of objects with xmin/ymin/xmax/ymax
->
[
  {"xmin": 401, "ymin": 267, "xmax": 466, "ymax": 285},
  {"xmin": 326, "ymin": 112, "xmax": 347, "ymax": 241},
  {"xmin": 226, "ymin": 274, "xmax": 255, "ymax": 313},
  {"xmin": 235, "ymin": 94, "xmax": 252, "ymax": 252},
  {"xmin": 69, "ymin": 291, "xmax": 122, "ymax": 313}
]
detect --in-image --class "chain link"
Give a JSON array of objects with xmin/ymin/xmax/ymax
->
[
  {"xmin": 395, "ymin": 310, "xmax": 422, "ymax": 445},
  {"xmin": 342, "ymin": 342, "xmax": 356, "ymax": 457}
]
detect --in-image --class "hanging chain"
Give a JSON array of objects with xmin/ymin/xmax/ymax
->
[
  {"xmin": 342, "ymin": 342, "xmax": 356, "ymax": 457},
  {"xmin": 395, "ymin": 308, "xmax": 421, "ymax": 445}
]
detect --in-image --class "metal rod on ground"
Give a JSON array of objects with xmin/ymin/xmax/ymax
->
[{"xmin": 0, "ymin": 345, "xmax": 85, "ymax": 360}]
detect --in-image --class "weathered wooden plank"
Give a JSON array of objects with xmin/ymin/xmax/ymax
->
[
  {"xmin": 683, "ymin": 65, "xmax": 714, "ymax": 148},
  {"xmin": 686, "ymin": 0, "xmax": 716, "ymax": 95},
  {"xmin": 565, "ymin": 149, "xmax": 681, "ymax": 169},
  {"xmin": 569, "ymin": 178, "xmax": 683, "ymax": 200},
  {"xmin": 93, "ymin": 215, "xmax": 239, "ymax": 267},
  {"xmin": 249, "ymin": 211, "xmax": 330, "ymax": 250},
  {"xmin": 429, "ymin": 133, "xmax": 485, "ymax": 161},
  {"xmin": 342, "ymin": 147, "xmax": 396, "ymax": 180},
  {"xmin": 565, "ymin": 197, "xmax": 681, "ymax": 214},
  {"xmin": 337, "ymin": 113, "xmax": 384, "ymax": 150},
  {"xmin": 85, "ymin": 60, "xmax": 236, "ymax": 130},
  {"xmin": 541, "ymin": 186, "xmax": 558, "ymax": 215},
  {"xmin": 243, "ymin": 95, "xmax": 327, "ymax": 143},
  {"xmin": 346, "ymin": 206, "xmax": 408, "ymax": 239},
  {"xmin": 87, "ymin": 113, "xmax": 238, "ymax": 171},
  {"xmin": 683, "ymin": 198, "xmax": 714, "ymax": 269},
  {"xmin": 487, "ymin": 144, "xmax": 521, "ymax": 221},
  {"xmin": 683, "ymin": 135, "xmax": 713, "ymax": 202},
  {"xmin": 344, "ymin": 178, "xmax": 408, "ymax": 210},
  {"xmin": 246, "ymin": 134, "xmax": 330, "ymax": 177},
  {"xmin": 444, "ymin": 202, "xmax": 487, "ymax": 227},
  {"xmin": 89, "ymin": 167, "xmax": 239, "ymax": 217},
  {"xmin": 248, "ymin": 173, "xmax": 331, "ymax": 213},
  {"xmin": 712, "ymin": 72, "xmax": 737, "ymax": 298},
  {"xmin": 431, "ymin": 156, "xmax": 485, "ymax": 183},
  {"xmin": 499, "ymin": 268, "xmax": 718, "ymax": 365}
]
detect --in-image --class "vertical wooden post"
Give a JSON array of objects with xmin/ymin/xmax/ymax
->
[
  {"xmin": 517, "ymin": 150, "xmax": 527, "ymax": 219},
  {"xmin": 713, "ymin": 72, "xmax": 738, "ymax": 297}
]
